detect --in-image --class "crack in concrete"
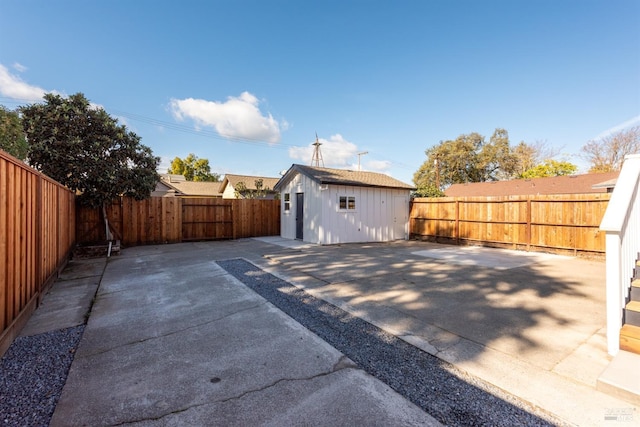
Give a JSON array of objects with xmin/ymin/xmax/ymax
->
[
  {"xmin": 109, "ymin": 356, "xmax": 358, "ymax": 426},
  {"xmin": 79, "ymin": 302, "xmax": 268, "ymax": 358}
]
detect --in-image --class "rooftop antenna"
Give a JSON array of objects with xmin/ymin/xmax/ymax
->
[
  {"xmin": 311, "ymin": 133, "xmax": 324, "ymax": 167},
  {"xmin": 357, "ymin": 151, "xmax": 368, "ymax": 171}
]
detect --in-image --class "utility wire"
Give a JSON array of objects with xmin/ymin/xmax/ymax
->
[{"xmin": 1, "ymin": 96, "xmax": 416, "ymax": 174}]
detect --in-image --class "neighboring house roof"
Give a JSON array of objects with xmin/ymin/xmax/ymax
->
[
  {"xmin": 221, "ymin": 174, "xmax": 280, "ymax": 191},
  {"xmin": 167, "ymin": 180, "xmax": 223, "ymax": 196},
  {"xmin": 591, "ymin": 177, "xmax": 618, "ymax": 192},
  {"xmin": 156, "ymin": 174, "xmax": 223, "ymax": 197},
  {"xmin": 275, "ymin": 164, "xmax": 414, "ymax": 191},
  {"xmin": 444, "ymin": 171, "xmax": 620, "ymax": 197},
  {"xmin": 151, "ymin": 180, "xmax": 179, "ymax": 197},
  {"xmin": 161, "ymin": 174, "xmax": 187, "ymax": 183}
]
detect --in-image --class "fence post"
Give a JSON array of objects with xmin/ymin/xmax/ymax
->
[
  {"xmin": 455, "ymin": 199, "xmax": 460, "ymax": 244},
  {"xmin": 232, "ymin": 199, "xmax": 237, "ymax": 240},
  {"xmin": 526, "ymin": 197, "xmax": 531, "ymax": 251},
  {"xmin": 35, "ymin": 173, "xmax": 43, "ymax": 303}
]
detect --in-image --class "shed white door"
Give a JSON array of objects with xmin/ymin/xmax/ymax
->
[{"xmin": 393, "ymin": 196, "xmax": 407, "ymax": 240}]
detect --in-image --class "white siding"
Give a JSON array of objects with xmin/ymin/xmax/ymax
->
[
  {"xmin": 279, "ymin": 173, "xmax": 324, "ymax": 243},
  {"xmin": 278, "ymin": 174, "xmax": 410, "ymax": 244},
  {"xmin": 222, "ymin": 183, "xmax": 237, "ymax": 199},
  {"xmin": 319, "ymin": 185, "xmax": 409, "ymax": 244}
]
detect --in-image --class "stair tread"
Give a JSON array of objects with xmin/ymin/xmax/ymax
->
[
  {"xmin": 632, "ymin": 278, "xmax": 640, "ymax": 287},
  {"xmin": 620, "ymin": 325, "xmax": 640, "ymax": 355},
  {"xmin": 621, "ymin": 324, "xmax": 640, "ymax": 335},
  {"xmin": 626, "ymin": 300, "xmax": 640, "ymax": 311}
]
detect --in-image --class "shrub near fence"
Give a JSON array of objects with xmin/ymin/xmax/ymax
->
[
  {"xmin": 410, "ymin": 194, "xmax": 611, "ymax": 256},
  {"xmin": 76, "ymin": 197, "xmax": 280, "ymax": 246},
  {"xmin": 0, "ymin": 151, "xmax": 76, "ymax": 356}
]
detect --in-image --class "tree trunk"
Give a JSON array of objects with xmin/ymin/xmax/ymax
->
[{"xmin": 102, "ymin": 203, "xmax": 113, "ymax": 241}]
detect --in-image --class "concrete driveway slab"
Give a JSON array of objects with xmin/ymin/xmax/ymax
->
[{"xmin": 51, "ymin": 243, "xmax": 440, "ymax": 427}]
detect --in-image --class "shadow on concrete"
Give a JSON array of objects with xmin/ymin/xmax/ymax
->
[
  {"xmin": 261, "ymin": 241, "xmax": 605, "ymax": 371},
  {"xmin": 218, "ymin": 258, "xmax": 560, "ymax": 426}
]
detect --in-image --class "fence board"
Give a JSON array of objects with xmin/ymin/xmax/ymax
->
[
  {"xmin": 77, "ymin": 197, "xmax": 280, "ymax": 246},
  {"xmin": 410, "ymin": 194, "xmax": 611, "ymax": 255},
  {"xmin": 0, "ymin": 151, "xmax": 75, "ymax": 357}
]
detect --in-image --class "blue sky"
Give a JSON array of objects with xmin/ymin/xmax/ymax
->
[{"xmin": 1, "ymin": 0, "xmax": 639, "ymax": 185}]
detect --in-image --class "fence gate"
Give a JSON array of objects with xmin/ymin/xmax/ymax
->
[{"xmin": 181, "ymin": 198, "xmax": 233, "ymax": 241}]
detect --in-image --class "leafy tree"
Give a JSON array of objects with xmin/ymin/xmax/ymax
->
[
  {"xmin": 520, "ymin": 159, "xmax": 577, "ymax": 178},
  {"xmin": 0, "ymin": 106, "xmax": 28, "ymax": 160},
  {"xmin": 21, "ymin": 93, "xmax": 159, "ymax": 240},
  {"xmin": 512, "ymin": 140, "xmax": 561, "ymax": 177},
  {"xmin": 413, "ymin": 183, "xmax": 445, "ymax": 198},
  {"xmin": 234, "ymin": 178, "xmax": 275, "ymax": 199},
  {"xmin": 581, "ymin": 126, "xmax": 640, "ymax": 173},
  {"xmin": 168, "ymin": 153, "xmax": 220, "ymax": 182},
  {"xmin": 413, "ymin": 128, "xmax": 519, "ymax": 190}
]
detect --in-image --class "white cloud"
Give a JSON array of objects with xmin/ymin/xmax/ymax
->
[
  {"xmin": 593, "ymin": 115, "xmax": 640, "ymax": 140},
  {"xmin": 289, "ymin": 134, "xmax": 393, "ymax": 173},
  {"xmin": 12, "ymin": 62, "xmax": 27, "ymax": 72},
  {"xmin": 0, "ymin": 63, "xmax": 48, "ymax": 102},
  {"xmin": 169, "ymin": 92, "xmax": 282, "ymax": 143},
  {"xmin": 366, "ymin": 159, "xmax": 392, "ymax": 172},
  {"xmin": 157, "ymin": 156, "xmax": 173, "ymax": 174},
  {"xmin": 288, "ymin": 134, "xmax": 360, "ymax": 168}
]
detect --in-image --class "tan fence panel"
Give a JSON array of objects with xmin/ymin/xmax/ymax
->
[
  {"xmin": 182, "ymin": 198, "xmax": 233, "ymax": 241},
  {"xmin": 410, "ymin": 194, "xmax": 610, "ymax": 255},
  {"xmin": 233, "ymin": 199, "xmax": 280, "ymax": 238},
  {"xmin": 410, "ymin": 198, "xmax": 457, "ymax": 239},
  {"xmin": 0, "ymin": 151, "xmax": 75, "ymax": 357},
  {"xmin": 77, "ymin": 196, "xmax": 281, "ymax": 245}
]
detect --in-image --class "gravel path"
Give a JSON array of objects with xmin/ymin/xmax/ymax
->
[
  {"xmin": 218, "ymin": 258, "xmax": 566, "ymax": 427},
  {"xmin": 0, "ymin": 326, "xmax": 84, "ymax": 427}
]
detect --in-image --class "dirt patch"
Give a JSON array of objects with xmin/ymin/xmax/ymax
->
[{"xmin": 73, "ymin": 241, "xmax": 120, "ymax": 259}]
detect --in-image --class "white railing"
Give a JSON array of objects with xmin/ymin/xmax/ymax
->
[{"xmin": 600, "ymin": 154, "xmax": 640, "ymax": 356}]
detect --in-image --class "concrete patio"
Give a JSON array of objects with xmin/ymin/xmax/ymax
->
[{"xmin": 19, "ymin": 238, "xmax": 640, "ymax": 425}]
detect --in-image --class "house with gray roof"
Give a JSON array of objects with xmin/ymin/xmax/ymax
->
[{"xmin": 274, "ymin": 164, "xmax": 414, "ymax": 244}]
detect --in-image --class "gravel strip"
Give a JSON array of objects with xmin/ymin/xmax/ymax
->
[
  {"xmin": 0, "ymin": 325, "xmax": 84, "ymax": 427},
  {"xmin": 218, "ymin": 258, "xmax": 565, "ymax": 427}
]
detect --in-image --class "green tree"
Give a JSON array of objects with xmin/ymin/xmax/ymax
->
[
  {"xmin": 520, "ymin": 159, "xmax": 577, "ymax": 178},
  {"xmin": 413, "ymin": 128, "xmax": 519, "ymax": 190},
  {"xmin": 234, "ymin": 179, "xmax": 274, "ymax": 199},
  {"xmin": 0, "ymin": 106, "xmax": 28, "ymax": 160},
  {"xmin": 413, "ymin": 183, "xmax": 445, "ymax": 198},
  {"xmin": 581, "ymin": 126, "xmax": 640, "ymax": 173},
  {"xmin": 512, "ymin": 140, "xmax": 561, "ymax": 176},
  {"xmin": 168, "ymin": 153, "xmax": 220, "ymax": 182},
  {"xmin": 21, "ymin": 93, "xmax": 159, "ymax": 240}
]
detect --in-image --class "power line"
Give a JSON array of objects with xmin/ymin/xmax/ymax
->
[{"xmin": 1, "ymin": 96, "xmax": 417, "ymax": 175}]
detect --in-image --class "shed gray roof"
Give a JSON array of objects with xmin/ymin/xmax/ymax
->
[{"xmin": 275, "ymin": 164, "xmax": 414, "ymax": 191}]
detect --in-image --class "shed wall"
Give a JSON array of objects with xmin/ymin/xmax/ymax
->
[
  {"xmin": 278, "ymin": 175, "xmax": 410, "ymax": 244},
  {"xmin": 279, "ymin": 173, "xmax": 323, "ymax": 242},
  {"xmin": 319, "ymin": 185, "xmax": 409, "ymax": 244}
]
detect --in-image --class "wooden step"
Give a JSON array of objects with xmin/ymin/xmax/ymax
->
[
  {"xmin": 631, "ymin": 279, "xmax": 640, "ymax": 301},
  {"xmin": 620, "ymin": 324, "xmax": 640, "ymax": 355},
  {"xmin": 624, "ymin": 301, "xmax": 640, "ymax": 327}
]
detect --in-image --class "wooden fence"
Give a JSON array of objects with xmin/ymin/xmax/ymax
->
[
  {"xmin": 0, "ymin": 151, "xmax": 76, "ymax": 356},
  {"xmin": 410, "ymin": 194, "xmax": 611, "ymax": 256},
  {"xmin": 76, "ymin": 197, "xmax": 280, "ymax": 246}
]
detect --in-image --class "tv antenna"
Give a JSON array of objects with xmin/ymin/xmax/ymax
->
[
  {"xmin": 311, "ymin": 133, "xmax": 324, "ymax": 167},
  {"xmin": 357, "ymin": 151, "xmax": 368, "ymax": 171}
]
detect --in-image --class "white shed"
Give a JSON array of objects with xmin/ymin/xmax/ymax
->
[{"xmin": 274, "ymin": 164, "xmax": 414, "ymax": 245}]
